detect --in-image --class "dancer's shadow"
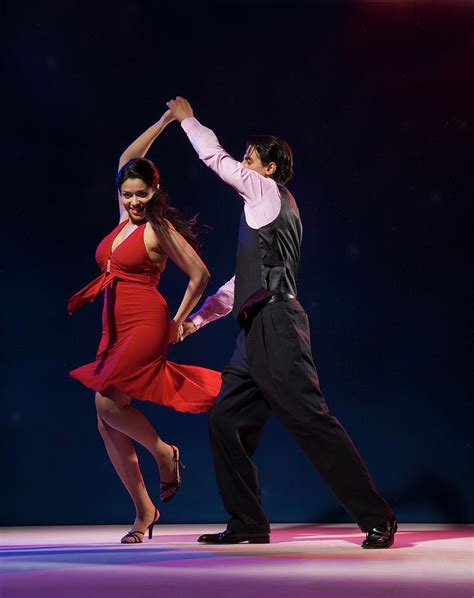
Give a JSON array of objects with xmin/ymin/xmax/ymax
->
[
  {"xmin": 270, "ymin": 522, "xmax": 472, "ymax": 549},
  {"xmin": 298, "ymin": 470, "xmax": 472, "ymax": 548}
]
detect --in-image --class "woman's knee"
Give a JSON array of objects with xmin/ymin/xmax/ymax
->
[
  {"xmin": 95, "ymin": 391, "xmax": 120, "ymax": 420},
  {"xmin": 95, "ymin": 387, "xmax": 130, "ymax": 417}
]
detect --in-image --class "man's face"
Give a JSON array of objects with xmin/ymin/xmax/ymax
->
[{"xmin": 242, "ymin": 146, "xmax": 276, "ymax": 178}]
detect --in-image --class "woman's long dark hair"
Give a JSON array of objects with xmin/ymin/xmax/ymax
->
[{"xmin": 116, "ymin": 158, "xmax": 199, "ymax": 250}]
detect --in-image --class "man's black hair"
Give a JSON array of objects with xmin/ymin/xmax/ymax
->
[{"xmin": 247, "ymin": 135, "xmax": 294, "ymax": 184}]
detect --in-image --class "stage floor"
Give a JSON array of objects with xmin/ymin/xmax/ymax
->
[{"xmin": 1, "ymin": 523, "xmax": 472, "ymax": 597}]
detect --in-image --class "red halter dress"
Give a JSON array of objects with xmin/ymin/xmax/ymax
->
[{"xmin": 68, "ymin": 220, "xmax": 221, "ymax": 413}]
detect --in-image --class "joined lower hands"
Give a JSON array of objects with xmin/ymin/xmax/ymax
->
[{"xmin": 169, "ymin": 319, "xmax": 197, "ymax": 344}]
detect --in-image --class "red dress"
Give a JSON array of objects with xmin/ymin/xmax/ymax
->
[{"xmin": 68, "ymin": 220, "xmax": 221, "ymax": 413}]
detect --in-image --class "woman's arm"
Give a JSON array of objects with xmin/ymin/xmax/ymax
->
[
  {"xmin": 179, "ymin": 276, "xmax": 235, "ymax": 340},
  {"xmin": 117, "ymin": 110, "xmax": 175, "ymax": 220},
  {"xmin": 189, "ymin": 276, "xmax": 235, "ymax": 330},
  {"xmin": 149, "ymin": 222, "xmax": 211, "ymax": 342}
]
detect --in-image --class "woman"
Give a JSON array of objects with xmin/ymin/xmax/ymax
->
[{"xmin": 68, "ymin": 109, "xmax": 221, "ymax": 543}]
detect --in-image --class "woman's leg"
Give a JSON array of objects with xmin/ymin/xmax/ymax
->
[
  {"xmin": 97, "ymin": 414, "xmax": 157, "ymax": 534},
  {"xmin": 95, "ymin": 388, "xmax": 177, "ymax": 486}
]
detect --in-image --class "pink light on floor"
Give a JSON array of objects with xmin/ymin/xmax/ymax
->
[{"xmin": 0, "ymin": 524, "xmax": 472, "ymax": 598}]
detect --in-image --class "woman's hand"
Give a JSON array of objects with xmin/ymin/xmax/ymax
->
[
  {"xmin": 169, "ymin": 319, "xmax": 184, "ymax": 344},
  {"xmin": 160, "ymin": 109, "xmax": 176, "ymax": 126}
]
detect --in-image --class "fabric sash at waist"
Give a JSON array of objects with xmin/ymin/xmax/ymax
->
[{"xmin": 68, "ymin": 269, "xmax": 157, "ymax": 315}]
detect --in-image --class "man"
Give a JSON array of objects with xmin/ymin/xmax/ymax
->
[{"xmin": 167, "ymin": 96, "xmax": 397, "ymax": 548}]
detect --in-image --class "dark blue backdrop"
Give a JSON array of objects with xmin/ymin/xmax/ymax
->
[{"xmin": 3, "ymin": 0, "xmax": 472, "ymax": 526}]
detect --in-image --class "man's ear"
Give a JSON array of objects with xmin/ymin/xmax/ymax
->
[{"xmin": 266, "ymin": 162, "xmax": 277, "ymax": 176}]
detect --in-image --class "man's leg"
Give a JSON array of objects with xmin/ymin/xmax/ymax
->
[
  {"xmin": 249, "ymin": 300, "xmax": 394, "ymax": 533},
  {"xmin": 208, "ymin": 329, "xmax": 272, "ymax": 536}
]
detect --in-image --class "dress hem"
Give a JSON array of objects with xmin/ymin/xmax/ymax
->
[{"xmin": 69, "ymin": 371, "xmax": 217, "ymax": 415}]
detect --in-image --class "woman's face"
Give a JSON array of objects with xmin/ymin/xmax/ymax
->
[{"xmin": 120, "ymin": 177, "xmax": 156, "ymax": 223}]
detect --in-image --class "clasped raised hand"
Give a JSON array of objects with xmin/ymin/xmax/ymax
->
[{"xmin": 166, "ymin": 96, "xmax": 194, "ymax": 123}]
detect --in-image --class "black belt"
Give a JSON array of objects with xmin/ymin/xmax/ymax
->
[
  {"xmin": 267, "ymin": 292, "xmax": 296, "ymax": 305},
  {"xmin": 238, "ymin": 292, "xmax": 297, "ymax": 325}
]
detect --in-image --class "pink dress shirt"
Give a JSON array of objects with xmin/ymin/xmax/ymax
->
[{"xmin": 181, "ymin": 117, "xmax": 283, "ymax": 329}]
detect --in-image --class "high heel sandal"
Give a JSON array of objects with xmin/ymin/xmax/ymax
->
[
  {"xmin": 160, "ymin": 445, "xmax": 185, "ymax": 503},
  {"xmin": 120, "ymin": 507, "xmax": 159, "ymax": 544}
]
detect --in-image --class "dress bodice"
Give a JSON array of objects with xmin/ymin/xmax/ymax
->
[{"xmin": 68, "ymin": 220, "xmax": 161, "ymax": 315}]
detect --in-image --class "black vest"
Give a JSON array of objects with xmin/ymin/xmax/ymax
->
[{"xmin": 232, "ymin": 185, "xmax": 303, "ymax": 318}]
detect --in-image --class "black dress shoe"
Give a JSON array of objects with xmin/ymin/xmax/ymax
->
[
  {"xmin": 197, "ymin": 530, "xmax": 270, "ymax": 544},
  {"xmin": 362, "ymin": 516, "xmax": 398, "ymax": 549}
]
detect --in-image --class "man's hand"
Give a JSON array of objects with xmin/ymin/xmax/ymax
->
[
  {"xmin": 180, "ymin": 319, "xmax": 197, "ymax": 341},
  {"xmin": 166, "ymin": 96, "xmax": 194, "ymax": 123}
]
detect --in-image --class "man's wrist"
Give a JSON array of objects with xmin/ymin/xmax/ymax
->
[
  {"xmin": 189, "ymin": 313, "xmax": 204, "ymax": 330},
  {"xmin": 181, "ymin": 116, "xmax": 199, "ymax": 133}
]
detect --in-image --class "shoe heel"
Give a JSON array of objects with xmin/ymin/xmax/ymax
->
[
  {"xmin": 160, "ymin": 447, "xmax": 184, "ymax": 503},
  {"xmin": 148, "ymin": 508, "xmax": 158, "ymax": 540},
  {"xmin": 249, "ymin": 535, "xmax": 270, "ymax": 544}
]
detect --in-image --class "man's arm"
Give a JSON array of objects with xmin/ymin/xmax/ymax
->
[
  {"xmin": 181, "ymin": 118, "xmax": 276, "ymax": 207},
  {"xmin": 167, "ymin": 97, "xmax": 278, "ymax": 208},
  {"xmin": 180, "ymin": 276, "xmax": 235, "ymax": 339}
]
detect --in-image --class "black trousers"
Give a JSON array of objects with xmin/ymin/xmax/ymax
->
[{"xmin": 209, "ymin": 298, "xmax": 394, "ymax": 534}]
